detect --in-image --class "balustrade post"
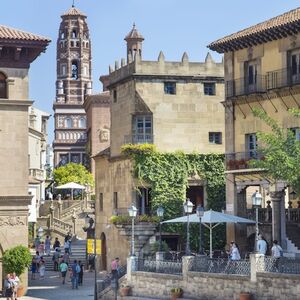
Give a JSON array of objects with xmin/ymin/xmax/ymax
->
[
  {"xmin": 49, "ymin": 200, "xmax": 54, "ymax": 228},
  {"xmin": 270, "ymin": 191, "xmax": 285, "ymax": 246},
  {"xmin": 71, "ymin": 209, "xmax": 77, "ymax": 235},
  {"xmin": 127, "ymin": 256, "xmax": 138, "ymax": 282},
  {"xmin": 182, "ymin": 256, "xmax": 193, "ymax": 280}
]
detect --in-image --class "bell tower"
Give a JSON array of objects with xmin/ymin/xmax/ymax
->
[{"xmin": 53, "ymin": 5, "xmax": 92, "ymax": 167}]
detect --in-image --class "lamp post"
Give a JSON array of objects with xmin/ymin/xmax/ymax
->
[
  {"xmin": 183, "ymin": 199, "xmax": 194, "ymax": 256},
  {"xmin": 252, "ymin": 190, "xmax": 262, "ymax": 252},
  {"xmin": 196, "ymin": 205, "xmax": 205, "ymax": 255},
  {"xmin": 156, "ymin": 206, "xmax": 164, "ymax": 252},
  {"xmin": 128, "ymin": 205, "xmax": 138, "ymax": 256},
  {"xmin": 37, "ymin": 226, "xmax": 44, "ymax": 239}
]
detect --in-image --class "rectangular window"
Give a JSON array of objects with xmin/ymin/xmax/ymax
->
[
  {"xmin": 245, "ymin": 133, "xmax": 257, "ymax": 158},
  {"xmin": 113, "ymin": 192, "xmax": 118, "ymax": 210},
  {"xmin": 99, "ymin": 193, "xmax": 103, "ymax": 212},
  {"xmin": 164, "ymin": 82, "xmax": 176, "ymax": 95},
  {"xmin": 113, "ymin": 90, "xmax": 117, "ymax": 103},
  {"xmin": 290, "ymin": 127, "xmax": 300, "ymax": 141},
  {"xmin": 209, "ymin": 132, "xmax": 222, "ymax": 144},
  {"xmin": 204, "ymin": 83, "xmax": 216, "ymax": 96},
  {"xmin": 290, "ymin": 50, "xmax": 300, "ymax": 84},
  {"xmin": 132, "ymin": 115, "xmax": 153, "ymax": 143}
]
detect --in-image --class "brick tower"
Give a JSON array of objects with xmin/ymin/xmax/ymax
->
[{"xmin": 53, "ymin": 4, "xmax": 92, "ymax": 167}]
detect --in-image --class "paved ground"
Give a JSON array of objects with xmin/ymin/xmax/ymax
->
[{"xmin": 21, "ymin": 270, "xmax": 95, "ymax": 300}]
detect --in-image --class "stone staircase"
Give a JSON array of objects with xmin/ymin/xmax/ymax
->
[
  {"xmin": 286, "ymin": 224, "xmax": 300, "ymax": 251},
  {"xmin": 42, "ymin": 239, "xmax": 87, "ymax": 271}
]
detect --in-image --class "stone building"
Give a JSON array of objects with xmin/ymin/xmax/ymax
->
[
  {"xmin": 94, "ymin": 25, "xmax": 225, "ymax": 270},
  {"xmin": 208, "ymin": 7, "xmax": 300, "ymax": 253},
  {"xmin": 53, "ymin": 5, "xmax": 92, "ymax": 167},
  {"xmin": 28, "ymin": 107, "xmax": 50, "ymax": 227},
  {"xmin": 0, "ymin": 25, "xmax": 49, "ymax": 289}
]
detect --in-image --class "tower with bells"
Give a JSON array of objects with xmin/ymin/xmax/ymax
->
[{"xmin": 53, "ymin": 4, "xmax": 92, "ymax": 167}]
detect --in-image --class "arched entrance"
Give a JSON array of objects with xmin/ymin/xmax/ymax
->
[{"xmin": 100, "ymin": 233, "xmax": 107, "ymax": 270}]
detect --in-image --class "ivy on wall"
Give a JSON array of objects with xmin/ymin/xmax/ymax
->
[{"xmin": 121, "ymin": 144, "xmax": 226, "ymax": 250}]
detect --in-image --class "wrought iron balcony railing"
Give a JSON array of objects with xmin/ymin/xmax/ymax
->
[
  {"xmin": 124, "ymin": 134, "xmax": 154, "ymax": 144},
  {"xmin": 225, "ymin": 151, "xmax": 264, "ymax": 171},
  {"xmin": 226, "ymin": 68, "xmax": 300, "ymax": 98}
]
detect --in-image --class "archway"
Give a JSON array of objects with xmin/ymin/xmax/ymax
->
[{"xmin": 100, "ymin": 232, "xmax": 107, "ymax": 270}]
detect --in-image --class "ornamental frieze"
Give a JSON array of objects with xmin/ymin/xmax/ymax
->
[{"xmin": 0, "ymin": 216, "xmax": 26, "ymax": 227}]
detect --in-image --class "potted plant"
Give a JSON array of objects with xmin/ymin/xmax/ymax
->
[
  {"xmin": 119, "ymin": 284, "xmax": 131, "ymax": 296},
  {"xmin": 3, "ymin": 245, "xmax": 32, "ymax": 297},
  {"xmin": 170, "ymin": 287, "xmax": 183, "ymax": 300}
]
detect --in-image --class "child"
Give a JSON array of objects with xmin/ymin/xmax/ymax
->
[
  {"xmin": 39, "ymin": 260, "xmax": 45, "ymax": 279},
  {"xmin": 31, "ymin": 258, "xmax": 37, "ymax": 280}
]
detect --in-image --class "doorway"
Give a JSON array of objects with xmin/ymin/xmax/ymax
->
[{"xmin": 100, "ymin": 232, "xmax": 107, "ymax": 270}]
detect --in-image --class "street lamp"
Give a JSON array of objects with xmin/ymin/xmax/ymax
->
[
  {"xmin": 196, "ymin": 205, "xmax": 205, "ymax": 255},
  {"xmin": 37, "ymin": 226, "xmax": 44, "ymax": 238},
  {"xmin": 252, "ymin": 190, "xmax": 262, "ymax": 252},
  {"xmin": 128, "ymin": 205, "xmax": 138, "ymax": 256},
  {"xmin": 156, "ymin": 206, "xmax": 165, "ymax": 252},
  {"xmin": 183, "ymin": 199, "xmax": 194, "ymax": 256}
]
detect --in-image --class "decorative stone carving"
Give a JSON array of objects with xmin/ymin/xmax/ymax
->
[
  {"xmin": 70, "ymin": 52, "xmax": 79, "ymax": 59},
  {"xmin": 0, "ymin": 216, "xmax": 26, "ymax": 227},
  {"xmin": 98, "ymin": 126, "xmax": 110, "ymax": 142}
]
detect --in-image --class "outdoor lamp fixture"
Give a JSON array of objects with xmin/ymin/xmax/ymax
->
[
  {"xmin": 128, "ymin": 205, "xmax": 138, "ymax": 256},
  {"xmin": 37, "ymin": 226, "xmax": 44, "ymax": 238},
  {"xmin": 252, "ymin": 190, "xmax": 262, "ymax": 251},
  {"xmin": 156, "ymin": 206, "xmax": 165, "ymax": 252},
  {"xmin": 183, "ymin": 198, "xmax": 194, "ymax": 255},
  {"xmin": 289, "ymin": 190, "xmax": 297, "ymax": 201},
  {"xmin": 196, "ymin": 205, "xmax": 205, "ymax": 255}
]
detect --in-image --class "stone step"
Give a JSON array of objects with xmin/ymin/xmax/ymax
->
[{"xmin": 121, "ymin": 297, "xmax": 196, "ymax": 300}]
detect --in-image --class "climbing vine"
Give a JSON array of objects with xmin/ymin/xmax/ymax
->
[{"xmin": 121, "ymin": 144, "xmax": 226, "ymax": 250}]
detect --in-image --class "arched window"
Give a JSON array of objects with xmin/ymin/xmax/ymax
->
[
  {"xmin": 72, "ymin": 30, "xmax": 77, "ymax": 38},
  {"xmin": 71, "ymin": 61, "xmax": 78, "ymax": 80},
  {"xmin": 86, "ymin": 42, "xmax": 89, "ymax": 48},
  {"xmin": 60, "ymin": 32, "xmax": 65, "ymax": 39},
  {"xmin": 65, "ymin": 117, "xmax": 72, "ymax": 128},
  {"xmin": 79, "ymin": 117, "xmax": 86, "ymax": 128},
  {"xmin": 0, "ymin": 72, "xmax": 7, "ymax": 99}
]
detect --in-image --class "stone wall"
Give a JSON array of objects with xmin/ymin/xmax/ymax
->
[{"xmin": 128, "ymin": 271, "xmax": 300, "ymax": 300}]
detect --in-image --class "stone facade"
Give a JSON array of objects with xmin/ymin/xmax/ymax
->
[
  {"xmin": 94, "ymin": 25, "xmax": 225, "ymax": 271},
  {"xmin": 0, "ymin": 25, "xmax": 49, "ymax": 290},
  {"xmin": 53, "ymin": 5, "xmax": 92, "ymax": 167},
  {"xmin": 208, "ymin": 8, "xmax": 300, "ymax": 253}
]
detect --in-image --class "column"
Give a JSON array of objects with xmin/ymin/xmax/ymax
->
[
  {"xmin": 270, "ymin": 191, "xmax": 285, "ymax": 245},
  {"xmin": 236, "ymin": 187, "xmax": 247, "ymax": 252}
]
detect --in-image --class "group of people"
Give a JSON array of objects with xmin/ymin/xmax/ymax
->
[
  {"xmin": 31, "ymin": 251, "xmax": 46, "ymax": 280},
  {"xmin": 4, "ymin": 273, "xmax": 19, "ymax": 300},
  {"xmin": 59, "ymin": 259, "xmax": 84, "ymax": 289}
]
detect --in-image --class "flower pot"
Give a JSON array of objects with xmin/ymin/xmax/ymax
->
[
  {"xmin": 17, "ymin": 286, "xmax": 26, "ymax": 297},
  {"xmin": 171, "ymin": 291, "xmax": 183, "ymax": 300},
  {"xmin": 120, "ymin": 287, "xmax": 131, "ymax": 296},
  {"xmin": 240, "ymin": 292, "xmax": 252, "ymax": 300}
]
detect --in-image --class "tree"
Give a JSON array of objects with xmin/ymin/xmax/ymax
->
[
  {"xmin": 251, "ymin": 108, "xmax": 300, "ymax": 195},
  {"xmin": 53, "ymin": 162, "xmax": 94, "ymax": 187},
  {"xmin": 3, "ymin": 245, "xmax": 32, "ymax": 276}
]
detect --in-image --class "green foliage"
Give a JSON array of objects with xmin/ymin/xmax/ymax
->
[
  {"xmin": 110, "ymin": 215, "xmax": 160, "ymax": 225},
  {"xmin": 121, "ymin": 144, "xmax": 226, "ymax": 250},
  {"xmin": 170, "ymin": 287, "xmax": 183, "ymax": 293},
  {"xmin": 3, "ymin": 245, "xmax": 32, "ymax": 276},
  {"xmin": 150, "ymin": 241, "xmax": 169, "ymax": 253},
  {"xmin": 53, "ymin": 163, "xmax": 94, "ymax": 187},
  {"xmin": 251, "ymin": 108, "xmax": 300, "ymax": 195}
]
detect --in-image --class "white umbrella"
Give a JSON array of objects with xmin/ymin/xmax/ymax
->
[
  {"xmin": 55, "ymin": 182, "xmax": 86, "ymax": 200},
  {"xmin": 162, "ymin": 209, "xmax": 255, "ymax": 258}
]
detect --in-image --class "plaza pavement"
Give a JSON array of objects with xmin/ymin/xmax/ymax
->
[{"xmin": 22, "ymin": 270, "xmax": 95, "ymax": 300}]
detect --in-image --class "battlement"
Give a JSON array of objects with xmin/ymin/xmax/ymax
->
[{"xmin": 108, "ymin": 52, "xmax": 224, "ymax": 86}]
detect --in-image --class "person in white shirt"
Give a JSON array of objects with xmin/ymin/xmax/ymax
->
[
  {"xmin": 229, "ymin": 242, "xmax": 241, "ymax": 260},
  {"xmin": 271, "ymin": 240, "xmax": 283, "ymax": 258},
  {"xmin": 257, "ymin": 234, "xmax": 268, "ymax": 255}
]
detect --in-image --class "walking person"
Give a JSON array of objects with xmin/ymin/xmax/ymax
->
[
  {"xmin": 39, "ymin": 260, "xmax": 46, "ymax": 279},
  {"xmin": 59, "ymin": 260, "xmax": 68, "ymax": 285},
  {"xmin": 4, "ymin": 274, "xmax": 14, "ymax": 300},
  {"xmin": 10, "ymin": 272, "xmax": 19, "ymax": 300},
  {"xmin": 45, "ymin": 236, "xmax": 51, "ymax": 256},
  {"xmin": 78, "ymin": 260, "xmax": 84, "ymax": 286},
  {"xmin": 52, "ymin": 249, "xmax": 60, "ymax": 271},
  {"xmin": 111, "ymin": 257, "xmax": 120, "ymax": 278},
  {"xmin": 271, "ymin": 240, "xmax": 283, "ymax": 272},
  {"xmin": 53, "ymin": 237, "xmax": 61, "ymax": 251},
  {"xmin": 64, "ymin": 239, "xmax": 70, "ymax": 254},
  {"xmin": 257, "ymin": 234, "xmax": 268, "ymax": 255},
  {"xmin": 71, "ymin": 260, "xmax": 80, "ymax": 289},
  {"xmin": 31, "ymin": 257, "xmax": 37, "ymax": 280},
  {"xmin": 62, "ymin": 250, "xmax": 70, "ymax": 265}
]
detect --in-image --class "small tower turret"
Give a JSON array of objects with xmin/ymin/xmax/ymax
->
[{"xmin": 124, "ymin": 23, "xmax": 144, "ymax": 63}]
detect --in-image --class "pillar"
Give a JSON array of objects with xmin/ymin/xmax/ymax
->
[{"xmin": 270, "ymin": 191, "xmax": 285, "ymax": 245}]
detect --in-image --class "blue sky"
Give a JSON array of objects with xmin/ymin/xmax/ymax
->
[{"xmin": 1, "ymin": 0, "xmax": 299, "ymax": 142}]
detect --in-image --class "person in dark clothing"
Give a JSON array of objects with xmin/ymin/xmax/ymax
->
[
  {"xmin": 78, "ymin": 260, "xmax": 84, "ymax": 286},
  {"xmin": 53, "ymin": 237, "xmax": 61, "ymax": 250}
]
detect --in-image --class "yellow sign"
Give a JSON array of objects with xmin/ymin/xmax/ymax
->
[{"xmin": 87, "ymin": 239, "xmax": 102, "ymax": 255}]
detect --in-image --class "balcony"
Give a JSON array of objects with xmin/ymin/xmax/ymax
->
[
  {"xmin": 124, "ymin": 134, "xmax": 153, "ymax": 144},
  {"xmin": 226, "ymin": 68, "xmax": 300, "ymax": 98},
  {"xmin": 225, "ymin": 151, "xmax": 264, "ymax": 171},
  {"xmin": 29, "ymin": 168, "xmax": 44, "ymax": 181}
]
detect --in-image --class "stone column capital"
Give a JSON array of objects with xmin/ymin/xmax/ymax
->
[{"xmin": 270, "ymin": 191, "xmax": 285, "ymax": 201}]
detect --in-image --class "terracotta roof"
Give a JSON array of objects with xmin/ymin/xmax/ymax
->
[
  {"xmin": 208, "ymin": 7, "xmax": 300, "ymax": 53},
  {"xmin": 124, "ymin": 23, "xmax": 144, "ymax": 41},
  {"xmin": 0, "ymin": 25, "xmax": 50, "ymax": 43},
  {"xmin": 62, "ymin": 6, "xmax": 86, "ymax": 17}
]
